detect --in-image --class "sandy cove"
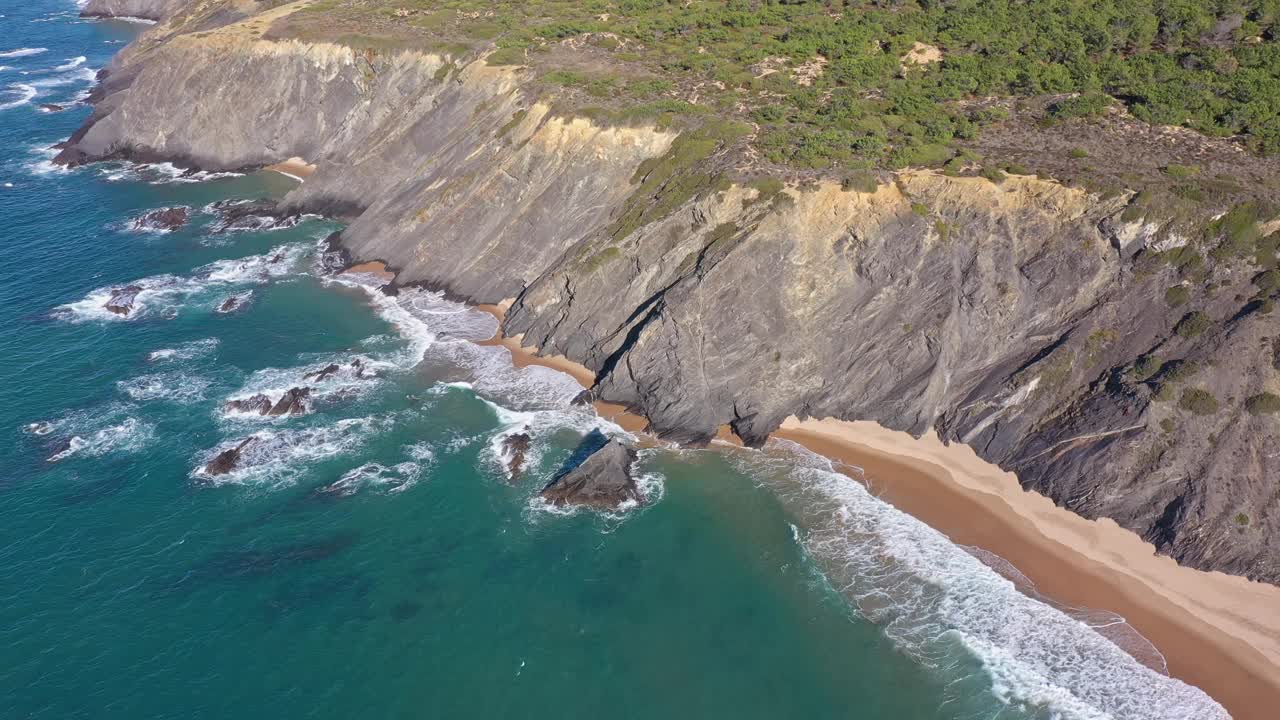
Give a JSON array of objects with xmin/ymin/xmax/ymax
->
[{"xmin": 344, "ymin": 269, "xmax": 1280, "ymax": 718}]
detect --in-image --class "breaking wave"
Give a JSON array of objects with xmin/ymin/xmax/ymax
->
[
  {"xmin": 0, "ymin": 83, "xmax": 36, "ymax": 110},
  {"xmin": 147, "ymin": 338, "xmax": 220, "ymax": 364},
  {"xmin": 117, "ymin": 372, "xmax": 212, "ymax": 404},
  {"xmin": 730, "ymin": 440, "xmax": 1229, "ymax": 720},
  {"xmin": 0, "ymin": 48, "xmax": 47, "ymax": 58},
  {"xmin": 54, "ymin": 243, "xmax": 310, "ymax": 322},
  {"xmin": 29, "ymin": 404, "xmax": 155, "ymax": 463},
  {"xmin": 192, "ymin": 416, "xmax": 396, "ymax": 488}
]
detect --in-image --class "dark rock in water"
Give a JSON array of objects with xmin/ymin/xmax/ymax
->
[
  {"xmin": 39, "ymin": 103, "xmax": 66, "ymax": 113},
  {"xmin": 207, "ymin": 198, "xmax": 301, "ymax": 233},
  {"xmin": 205, "ymin": 436, "xmax": 257, "ymax": 476},
  {"xmin": 45, "ymin": 437, "xmax": 73, "ymax": 462},
  {"xmin": 215, "ymin": 291, "xmax": 251, "ymax": 314},
  {"xmin": 130, "ymin": 206, "xmax": 190, "ymax": 232},
  {"xmin": 304, "ymin": 359, "xmax": 376, "ymax": 382},
  {"xmin": 500, "ymin": 432, "xmax": 531, "ymax": 483},
  {"xmin": 104, "ymin": 284, "xmax": 143, "ymax": 316},
  {"xmin": 268, "ymin": 387, "xmax": 311, "ymax": 416},
  {"xmin": 540, "ymin": 438, "xmax": 641, "ymax": 510},
  {"xmin": 304, "ymin": 363, "xmax": 341, "ymax": 382},
  {"xmin": 224, "ymin": 394, "xmax": 273, "ymax": 415},
  {"xmin": 570, "ymin": 389, "xmax": 594, "ymax": 407}
]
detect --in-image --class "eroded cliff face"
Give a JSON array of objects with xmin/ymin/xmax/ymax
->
[{"xmin": 61, "ymin": 1, "xmax": 1280, "ymax": 582}]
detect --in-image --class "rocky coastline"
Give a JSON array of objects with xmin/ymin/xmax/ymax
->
[{"xmin": 59, "ymin": 0, "xmax": 1280, "ymax": 583}]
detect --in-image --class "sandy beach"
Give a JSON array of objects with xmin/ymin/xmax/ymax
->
[
  {"xmin": 353, "ymin": 275, "xmax": 1280, "ymax": 718},
  {"xmin": 263, "ymin": 156, "xmax": 316, "ymax": 181}
]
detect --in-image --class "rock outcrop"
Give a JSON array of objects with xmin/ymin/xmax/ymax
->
[
  {"xmin": 500, "ymin": 432, "xmax": 531, "ymax": 483},
  {"xmin": 104, "ymin": 285, "xmax": 143, "ymax": 315},
  {"xmin": 203, "ymin": 436, "xmax": 255, "ymax": 476},
  {"xmin": 56, "ymin": 0, "xmax": 1280, "ymax": 582},
  {"xmin": 130, "ymin": 206, "xmax": 189, "ymax": 232},
  {"xmin": 540, "ymin": 439, "xmax": 641, "ymax": 510}
]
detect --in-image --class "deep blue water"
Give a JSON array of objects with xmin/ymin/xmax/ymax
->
[{"xmin": 0, "ymin": 4, "xmax": 1232, "ymax": 719}]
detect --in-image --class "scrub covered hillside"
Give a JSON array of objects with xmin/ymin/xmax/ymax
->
[{"xmin": 274, "ymin": 0, "xmax": 1280, "ymax": 173}]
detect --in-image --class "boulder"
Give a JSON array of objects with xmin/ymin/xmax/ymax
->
[
  {"xmin": 500, "ymin": 432, "xmax": 531, "ymax": 482},
  {"xmin": 129, "ymin": 206, "xmax": 190, "ymax": 232},
  {"xmin": 267, "ymin": 387, "xmax": 311, "ymax": 416},
  {"xmin": 540, "ymin": 439, "xmax": 641, "ymax": 510},
  {"xmin": 224, "ymin": 394, "xmax": 272, "ymax": 415},
  {"xmin": 104, "ymin": 285, "xmax": 143, "ymax": 315},
  {"xmin": 39, "ymin": 103, "xmax": 66, "ymax": 113},
  {"xmin": 204, "ymin": 437, "xmax": 256, "ymax": 476}
]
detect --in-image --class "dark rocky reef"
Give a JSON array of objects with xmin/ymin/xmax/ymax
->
[
  {"xmin": 540, "ymin": 438, "xmax": 641, "ymax": 510},
  {"xmin": 500, "ymin": 432, "xmax": 531, "ymax": 483},
  {"xmin": 224, "ymin": 388, "xmax": 310, "ymax": 417},
  {"xmin": 203, "ymin": 436, "xmax": 255, "ymax": 476},
  {"xmin": 130, "ymin": 205, "xmax": 189, "ymax": 232},
  {"xmin": 104, "ymin": 284, "xmax": 142, "ymax": 316}
]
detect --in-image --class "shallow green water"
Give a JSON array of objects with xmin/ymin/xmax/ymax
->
[{"xmin": 0, "ymin": 5, "xmax": 1231, "ymax": 720}]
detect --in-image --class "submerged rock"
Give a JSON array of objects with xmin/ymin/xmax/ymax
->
[
  {"xmin": 204, "ymin": 436, "xmax": 256, "ymax": 476},
  {"xmin": 129, "ymin": 206, "xmax": 189, "ymax": 232},
  {"xmin": 207, "ymin": 199, "xmax": 301, "ymax": 233},
  {"xmin": 540, "ymin": 439, "xmax": 641, "ymax": 510},
  {"xmin": 39, "ymin": 103, "xmax": 66, "ymax": 113},
  {"xmin": 500, "ymin": 432, "xmax": 531, "ymax": 483},
  {"xmin": 215, "ymin": 291, "xmax": 251, "ymax": 314},
  {"xmin": 104, "ymin": 284, "xmax": 143, "ymax": 315}
]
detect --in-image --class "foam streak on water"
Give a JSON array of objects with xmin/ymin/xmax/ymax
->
[{"xmin": 732, "ymin": 440, "xmax": 1228, "ymax": 720}]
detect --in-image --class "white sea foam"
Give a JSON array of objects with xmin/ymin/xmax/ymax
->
[
  {"xmin": 147, "ymin": 338, "xmax": 220, "ymax": 363},
  {"xmin": 47, "ymin": 417, "xmax": 153, "ymax": 462},
  {"xmin": 193, "ymin": 416, "xmax": 394, "ymax": 488},
  {"xmin": 55, "ymin": 243, "xmax": 309, "ymax": 323},
  {"xmin": 0, "ymin": 48, "xmax": 47, "ymax": 58},
  {"xmin": 99, "ymin": 161, "xmax": 243, "ymax": 184},
  {"xmin": 731, "ymin": 440, "xmax": 1228, "ymax": 720},
  {"xmin": 320, "ymin": 461, "xmax": 423, "ymax": 496},
  {"xmin": 0, "ymin": 83, "xmax": 36, "ymax": 110},
  {"xmin": 220, "ymin": 356, "xmax": 383, "ymax": 421},
  {"xmin": 117, "ymin": 372, "xmax": 211, "ymax": 404},
  {"xmin": 49, "ymin": 56, "xmax": 85, "ymax": 72}
]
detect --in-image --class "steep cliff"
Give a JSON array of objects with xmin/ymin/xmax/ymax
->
[{"xmin": 60, "ymin": 1, "xmax": 1280, "ymax": 582}]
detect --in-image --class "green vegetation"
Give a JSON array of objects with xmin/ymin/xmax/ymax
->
[
  {"xmin": 1131, "ymin": 354, "xmax": 1162, "ymax": 382},
  {"xmin": 1162, "ymin": 164, "xmax": 1200, "ymax": 180},
  {"xmin": 299, "ymin": 0, "xmax": 1280, "ymax": 172},
  {"xmin": 1179, "ymin": 387, "xmax": 1219, "ymax": 415},
  {"xmin": 1068, "ymin": 147, "xmax": 1090, "ymax": 159},
  {"xmin": 1245, "ymin": 391, "xmax": 1280, "ymax": 415},
  {"xmin": 1164, "ymin": 285, "xmax": 1190, "ymax": 307},
  {"xmin": 1174, "ymin": 310, "xmax": 1212, "ymax": 338},
  {"xmin": 1235, "ymin": 512, "xmax": 1251, "ymax": 526}
]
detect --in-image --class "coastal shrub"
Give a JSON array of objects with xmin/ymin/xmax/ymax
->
[
  {"xmin": 1235, "ymin": 512, "xmax": 1251, "ymax": 526},
  {"xmin": 1048, "ymin": 93, "xmax": 1112, "ymax": 120},
  {"xmin": 1174, "ymin": 311, "xmax": 1212, "ymax": 338},
  {"xmin": 979, "ymin": 166, "xmax": 1007, "ymax": 183},
  {"xmin": 1160, "ymin": 418, "xmax": 1175, "ymax": 433},
  {"xmin": 1245, "ymin": 392, "xmax": 1280, "ymax": 415},
  {"xmin": 1068, "ymin": 147, "xmax": 1090, "ymax": 159},
  {"xmin": 1162, "ymin": 164, "xmax": 1200, "ymax": 180},
  {"xmin": 1178, "ymin": 388, "xmax": 1219, "ymax": 415},
  {"xmin": 1131, "ymin": 355, "xmax": 1162, "ymax": 382},
  {"xmin": 1164, "ymin": 285, "xmax": 1190, "ymax": 307},
  {"xmin": 1254, "ymin": 269, "xmax": 1280, "ymax": 293}
]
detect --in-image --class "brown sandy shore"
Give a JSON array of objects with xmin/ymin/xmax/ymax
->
[{"xmin": 347, "ymin": 269, "xmax": 1280, "ymax": 718}]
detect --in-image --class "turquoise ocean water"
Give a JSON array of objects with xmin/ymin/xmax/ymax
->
[{"xmin": 0, "ymin": 5, "xmax": 1231, "ymax": 719}]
